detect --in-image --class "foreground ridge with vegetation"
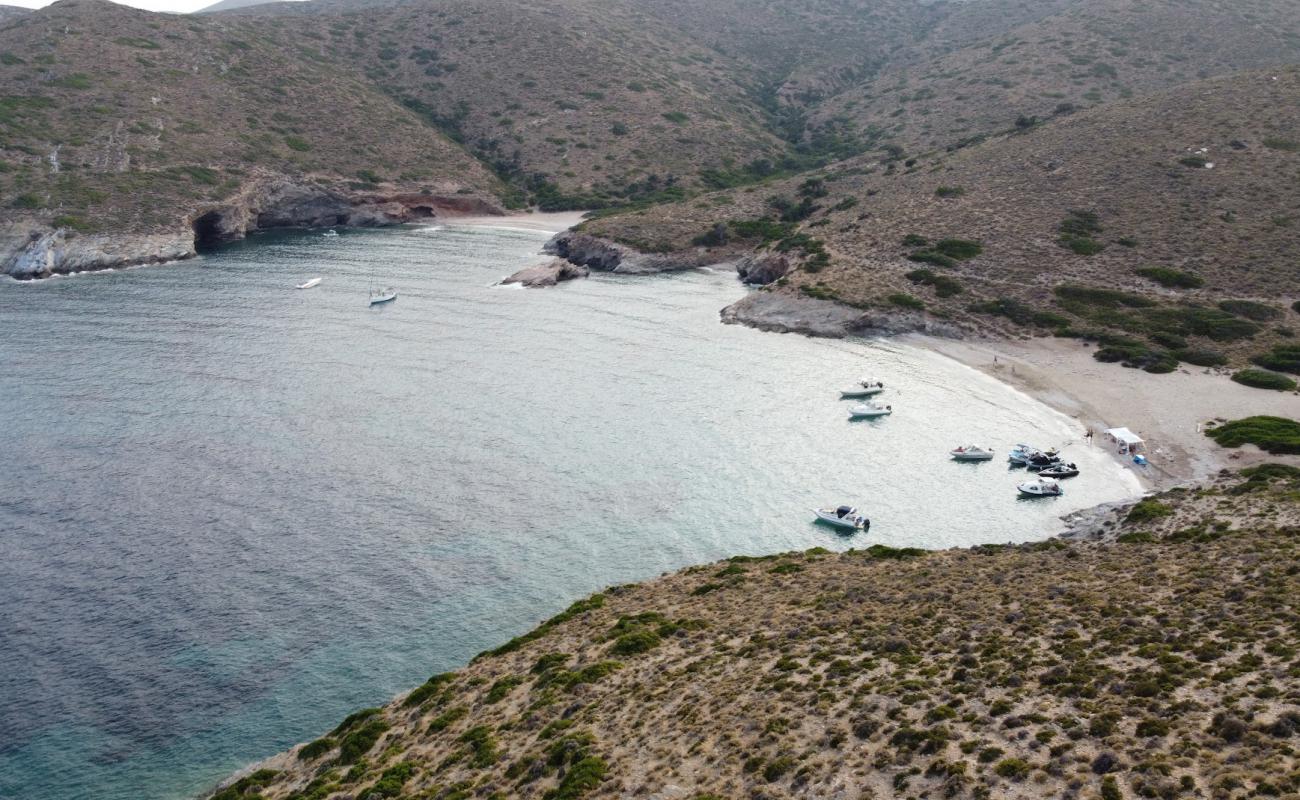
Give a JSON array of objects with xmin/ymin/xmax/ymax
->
[{"xmin": 215, "ymin": 467, "xmax": 1300, "ymax": 800}]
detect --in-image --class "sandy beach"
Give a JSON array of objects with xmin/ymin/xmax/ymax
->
[
  {"xmin": 914, "ymin": 333, "xmax": 1300, "ymax": 490},
  {"xmin": 441, "ymin": 210, "xmax": 588, "ymax": 235}
]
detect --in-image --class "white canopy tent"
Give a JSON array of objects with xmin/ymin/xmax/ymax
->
[{"xmin": 1104, "ymin": 427, "xmax": 1145, "ymax": 453}]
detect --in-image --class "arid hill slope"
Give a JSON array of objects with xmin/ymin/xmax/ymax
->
[
  {"xmin": 585, "ymin": 68, "xmax": 1300, "ymax": 367},
  {"xmin": 0, "ymin": 0, "xmax": 500, "ymax": 260},
  {"xmin": 813, "ymin": 0, "xmax": 1300, "ymax": 156},
  {"xmin": 213, "ymin": 464, "xmax": 1300, "ymax": 800}
]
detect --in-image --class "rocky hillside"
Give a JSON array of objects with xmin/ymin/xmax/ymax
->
[
  {"xmin": 812, "ymin": 0, "xmax": 1300, "ymax": 156},
  {"xmin": 582, "ymin": 68, "xmax": 1300, "ymax": 371},
  {"xmin": 213, "ymin": 464, "xmax": 1300, "ymax": 800},
  {"xmin": 0, "ymin": 0, "xmax": 502, "ymax": 276}
]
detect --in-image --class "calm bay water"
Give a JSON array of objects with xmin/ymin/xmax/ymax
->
[{"xmin": 0, "ymin": 224, "xmax": 1141, "ymax": 800}]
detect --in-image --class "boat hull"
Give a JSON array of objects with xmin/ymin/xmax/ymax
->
[{"xmin": 369, "ymin": 293, "xmax": 397, "ymax": 305}]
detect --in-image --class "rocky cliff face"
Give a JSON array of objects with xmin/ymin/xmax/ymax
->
[
  {"xmin": 2, "ymin": 176, "xmax": 504, "ymax": 280},
  {"xmin": 543, "ymin": 230, "xmax": 719, "ymax": 275}
]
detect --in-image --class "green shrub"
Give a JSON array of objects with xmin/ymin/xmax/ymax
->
[
  {"xmin": 610, "ymin": 630, "xmax": 661, "ymax": 656},
  {"xmin": 11, "ymin": 193, "xmax": 39, "ymax": 209},
  {"xmin": 994, "ymin": 758, "xmax": 1031, "ymax": 779},
  {"xmin": 1102, "ymin": 776, "xmax": 1122, "ymax": 800},
  {"xmin": 485, "ymin": 675, "xmax": 524, "ymax": 703},
  {"xmin": 427, "ymin": 705, "xmax": 467, "ymax": 733},
  {"xmin": 1135, "ymin": 266, "xmax": 1203, "ymax": 289},
  {"xmin": 905, "ymin": 268, "xmax": 962, "ymax": 297},
  {"xmin": 1252, "ymin": 344, "xmax": 1300, "ymax": 374},
  {"xmin": 1205, "ymin": 416, "xmax": 1300, "ymax": 453},
  {"xmin": 298, "ymin": 737, "xmax": 335, "ymax": 761},
  {"xmin": 543, "ymin": 756, "xmax": 606, "ymax": 799},
  {"xmin": 1218, "ymin": 299, "xmax": 1282, "ymax": 321},
  {"xmin": 1116, "ymin": 531, "xmax": 1156, "ymax": 544},
  {"xmin": 661, "ymin": 111, "xmax": 689, "ymax": 124},
  {"xmin": 935, "ymin": 186, "xmax": 965, "ymax": 198},
  {"xmin": 763, "ymin": 755, "xmax": 797, "ymax": 781},
  {"xmin": 331, "ymin": 708, "xmax": 381, "ymax": 736},
  {"xmin": 362, "ymin": 762, "xmax": 414, "ymax": 798},
  {"xmin": 1262, "ymin": 137, "xmax": 1299, "ymax": 152},
  {"xmin": 901, "ymin": 233, "xmax": 928, "ymax": 247},
  {"xmin": 609, "ymin": 122, "xmax": 628, "ymax": 136},
  {"xmin": 284, "ymin": 135, "xmax": 312, "ymax": 152},
  {"xmin": 1060, "ymin": 236, "xmax": 1105, "ymax": 255},
  {"xmin": 1173, "ymin": 348, "xmax": 1227, "ymax": 367},
  {"xmin": 337, "ymin": 719, "xmax": 390, "ymax": 764},
  {"xmin": 933, "ymin": 238, "xmax": 982, "ymax": 259},
  {"xmin": 1231, "ymin": 369, "xmax": 1297, "ymax": 391},
  {"xmin": 1179, "ymin": 154, "xmax": 1209, "ymax": 168},
  {"xmin": 888, "ymin": 293, "xmax": 925, "ymax": 310},
  {"xmin": 1135, "ymin": 718, "xmax": 1170, "ymax": 737},
  {"xmin": 402, "ymin": 672, "xmax": 454, "ymax": 707},
  {"xmin": 1126, "ymin": 499, "xmax": 1173, "ymax": 523},
  {"xmin": 459, "ymin": 725, "xmax": 499, "ymax": 768},
  {"xmin": 907, "ymin": 250, "xmax": 957, "ymax": 268},
  {"xmin": 1054, "ymin": 284, "xmax": 1155, "ymax": 310}
]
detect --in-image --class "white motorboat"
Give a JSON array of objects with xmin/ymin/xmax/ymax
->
[
  {"xmin": 950, "ymin": 445, "xmax": 995, "ymax": 461},
  {"xmin": 296, "ymin": 277, "xmax": 323, "ymax": 290},
  {"xmin": 323, "ymin": 229, "xmax": 339, "ymax": 237},
  {"xmin": 1018, "ymin": 478, "xmax": 1063, "ymax": 497},
  {"xmin": 813, "ymin": 506, "xmax": 870, "ymax": 531},
  {"xmin": 368, "ymin": 288, "xmax": 397, "ymax": 305},
  {"xmin": 1007, "ymin": 444, "xmax": 1040, "ymax": 465},
  {"xmin": 840, "ymin": 379, "xmax": 885, "ymax": 399},
  {"xmin": 848, "ymin": 402, "xmax": 892, "ymax": 419}
]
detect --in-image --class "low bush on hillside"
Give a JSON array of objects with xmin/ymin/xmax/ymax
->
[
  {"xmin": 1058, "ymin": 210, "xmax": 1105, "ymax": 254},
  {"xmin": 1252, "ymin": 344, "xmax": 1300, "ymax": 374},
  {"xmin": 1178, "ymin": 154, "xmax": 1209, "ymax": 168},
  {"xmin": 968, "ymin": 297, "xmax": 1066, "ymax": 329},
  {"xmin": 1126, "ymin": 499, "xmax": 1173, "ymax": 523},
  {"xmin": 1218, "ymin": 300, "xmax": 1282, "ymax": 321},
  {"xmin": 907, "ymin": 251, "xmax": 956, "ymax": 268},
  {"xmin": 1263, "ymin": 137, "xmax": 1299, "ymax": 152},
  {"xmin": 1205, "ymin": 416, "xmax": 1300, "ymax": 453},
  {"xmin": 905, "ymin": 269, "xmax": 963, "ymax": 297},
  {"xmin": 1172, "ymin": 348, "xmax": 1227, "ymax": 367},
  {"xmin": 935, "ymin": 186, "xmax": 965, "ymax": 198},
  {"xmin": 661, "ymin": 111, "xmax": 689, "ymax": 124},
  {"xmin": 888, "ymin": 293, "xmax": 925, "ymax": 310},
  {"xmin": 1135, "ymin": 266, "xmax": 1203, "ymax": 289},
  {"xmin": 1054, "ymin": 285, "xmax": 1155, "ymax": 310},
  {"xmin": 1231, "ymin": 370, "xmax": 1297, "ymax": 392}
]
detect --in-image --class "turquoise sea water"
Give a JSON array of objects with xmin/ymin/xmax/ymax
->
[{"xmin": 0, "ymin": 224, "xmax": 1141, "ymax": 800}]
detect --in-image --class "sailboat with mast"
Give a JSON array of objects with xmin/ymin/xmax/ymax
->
[{"xmin": 369, "ymin": 286, "xmax": 397, "ymax": 305}]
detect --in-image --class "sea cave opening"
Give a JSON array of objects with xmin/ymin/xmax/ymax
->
[{"xmin": 192, "ymin": 211, "xmax": 226, "ymax": 252}]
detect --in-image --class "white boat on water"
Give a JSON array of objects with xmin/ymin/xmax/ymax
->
[
  {"xmin": 848, "ymin": 402, "xmax": 892, "ymax": 419},
  {"xmin": 296, "ymin": 277, "xmax": 323, "ymax": 290},
  {"xmin": 1009, "ymin": 445, "xmax": 1058, "ymax": 466},
  {"xmin": 1038, "ymin": 462, "xmax": 1079, "ymax": 479},
  {"xmin": 813, "ymin": 506, "xmax": 870, "ymax": 531},
  {"xmin": 323, "ymin": 229, "xmax": 339, "ymax": 237},
  {"xmin": 369, "ymin": 287, "xmax": 397, "ymax": 305},
  {"xmin": 840, "ymin": 379, "xmax": 885, "ymax": 399},
  {"xmin": 950, "ymin": 445, "xmax": 995, "ymax": 461},
  {"xmin": 1018, "ymin": 478, "xmax": 1063, "ymax": 497}
]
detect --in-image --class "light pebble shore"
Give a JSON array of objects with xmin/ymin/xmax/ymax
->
[{"xmin": 909, "ymin": 333, "xmax": 1300, "ymax": 491}]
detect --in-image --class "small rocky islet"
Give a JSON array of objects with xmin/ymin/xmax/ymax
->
[{"xmin": 213, "ymin": 466, "xmax": 1300, "ymax": 800}]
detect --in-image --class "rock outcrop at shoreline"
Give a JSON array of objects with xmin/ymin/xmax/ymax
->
[
  {"xmin": 501, "ymin": 258, "xmax": 589, "ymax": 287},
  {"xmin": 1, "ymin": 177, "xmax": 504, "ymax": 280},
  {"xmin": 721, "ymin": 290, "xmax": 966, "ymax": 339},
  {"xmin": 543, "ymin": 230, "xmax": 719, "ymax": 275},
  {"xmin": 208, "ymin": 465, "xmax": 1300, "ymax": 800}
]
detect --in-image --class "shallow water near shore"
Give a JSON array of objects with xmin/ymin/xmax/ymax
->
[{"xmin": 0, "ymin": 224, "xmax": 1141, "ymax": 800}]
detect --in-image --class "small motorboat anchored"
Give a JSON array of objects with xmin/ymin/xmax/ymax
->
[
  {"xmin": 848, "ymin": 402, "xmax": 892, "ymax": 419},
  {"xmin": 1018, "ymin": 478, "xmax": 1063, "ymax": 497},
  {"xmin": 813, "ymin": 506, "xmax": 870, "ymax": 531},
  {"xmin": 368, "ymin": 287, "xmax": 397, "ymax": 305},
  {"xmin": 296, "ymin": 277, "xmax": 323, "ymax": 290},
  {"xmin": 323, "ymin": 229, "xmax": 339, "ymax": 237},
  {"xmin": 840, "ymin": 379, "xmax": 885, "ymax": 399},
  {"xmin": 1038, "ymin": 462, "xmax": 1079, "ymax": 479},
  {"xmin": 1024, "ymin": 451, "xmax": 1064, "ymax": 471},
  {"xmin": 950, "ymin": 445, "xmax": 995, "ymax": 462}
]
